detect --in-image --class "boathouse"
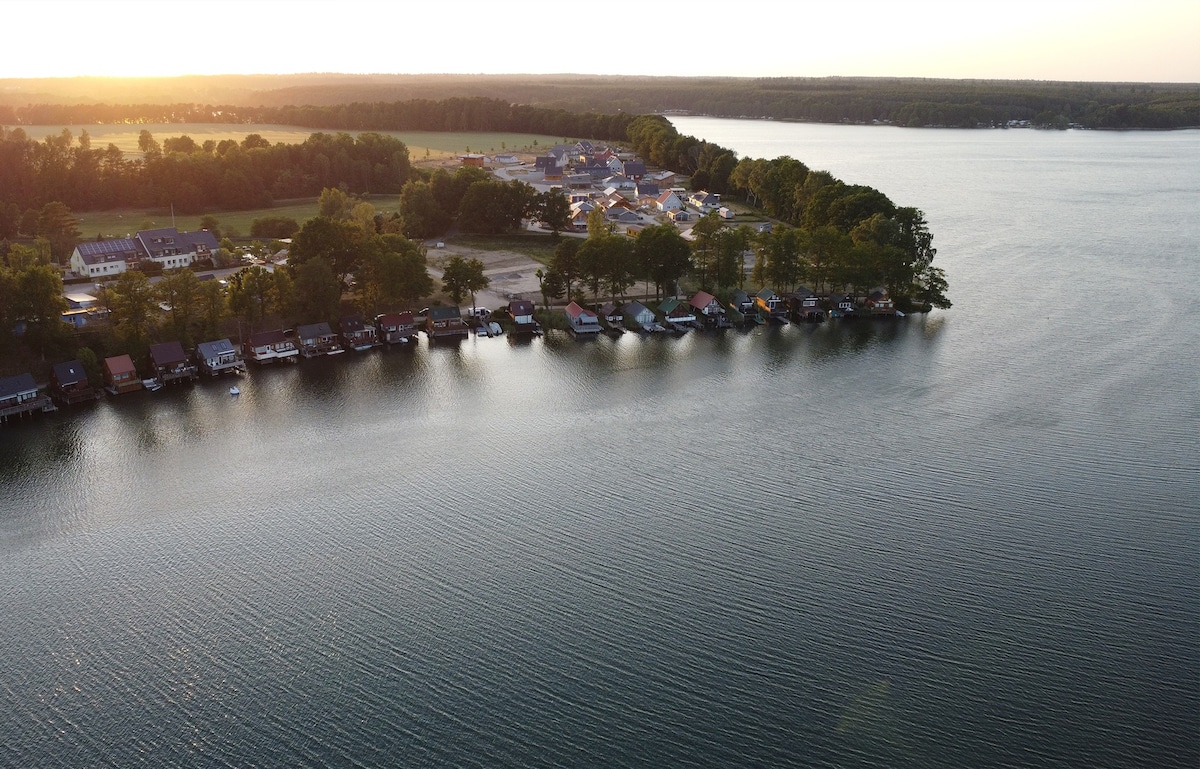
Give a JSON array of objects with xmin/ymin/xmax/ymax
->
[
  {"xmin": 340, "ymin": 315, "xmax": 378, "ymax": 351},
  {"xmin": 50, "ymin": 359, "xmax": 99, "ymax": 405},
  {"xmin": 424, "ymin": 306, "xmax": 469, "ymax": 339},
  {"xmin": 244, "ymin": 329, "xmax": 298, "ymax": 364},
  {"xmin": 564, "ymin": 302, "xmax": 602, "ymax": 335},
  {"xmin": 196, "ymin": 338, "xmax": 245, "ymax": 376},
  {"xmin": 296, "ymin": 322, "xmax": 340, "ymax": 357},
  {"xmin": 0, "ymin": 373, "xmax": 51, "ymax": 422},
  {"xmin": 103, "ymin": 354, "xmax": 142, "ymax": 395},
  {"xmin": 376, "ymin": 312, "xmax": 417, "ymax": 344},
  {"xmin": 149, "ymin": 341, "xmax": 198, "ymax": 384}
]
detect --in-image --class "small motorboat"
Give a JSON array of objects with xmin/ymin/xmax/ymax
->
[{"xmin": 229, "ymin": 386, "xmax": 240, "ymax": 396}]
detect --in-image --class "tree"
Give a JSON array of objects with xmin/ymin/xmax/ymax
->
[
  {"xmin": 105, "ymin": 269, "xmax": 157, "ymax": 353},
  {"xmin": 551, "ymin": 237, "xmax": 582, "ymax": 303},
  {"xmin": 458, "ymin": 179, "xmax": 534, "ymax": 234},
  {"xmin": 36, "ymin": 201, "xmax": 81, "ymax": 263},
  {"xmin": 318, "ymin": 187, "xmax": 352, "ymax": 220},
  {"xmin": 398, "ymin": 179, "xmax": 451, "ymax": 239},
  {"xmin": 359, "ymin": 235, "xmax": 433, "ymax": 313},
  {"xmin": 289, "ymin": 215, "xmax": 368, "ymax": 291},
  {"xmin": 156, "ymin": 268, "xmax": 203, "ymax": 348},
  {"xmin": 227, "ymin": 265, "xmax": 275, "ymax": 330},
  {"xmin": 532, "ymin": 190, "xmax": 571, "ymax": 237},
  {"xmin": 198, "ymin": 215, "xmax": 222, "ymax": 240},
  {"xmin": 585, "ymin": 206, "xmax": 611, "ymax": 238},
  {"xmin": 249, "ymin": 216, "xmax": 299, "ymax": 240},
  {"xmin": 196, "ymin": 279, "xmax": 228, "ymax": 342},
  {"xmin": 441, "ymin": 255, "xmax": 489, "ymax": 310},
  {"xmin": 579, "ymin": 234, "xmax": 634, "ymax": 302},
  {"xmin": 633, "ymin": 224, "xmax": 692, "ymax": 300},
  {"xmin": 291, "ymin": 258, "xmax": 342, "ymax": 323},
  {"xmin": 137, "ymin": 129, "xmax": 160, "ymax": 158},
  {"xmin": 12, "ymin": 262, "xmax": 68, "ymax": 359}
]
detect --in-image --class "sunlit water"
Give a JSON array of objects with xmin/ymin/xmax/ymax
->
[{"xmin": 1, "ymin": 121, "xmax": 1197, "ymax": 768}]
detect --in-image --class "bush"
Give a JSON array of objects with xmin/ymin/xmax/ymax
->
[{"xmin": 250, "ymin": 216, "xmax": 300, "ymax": 240}]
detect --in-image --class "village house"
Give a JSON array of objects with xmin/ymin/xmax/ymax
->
[
  {"xmin": 788, "ymin": 287, "xmax": 825, "ymax": 322},
  {"xmin": 196, "ymin": 338, "xmax": 245, "ymax": 376},
  {"xmin": 136, "ymin": 228, "xmax": 219, "ymax": 270},
  {"xmin": 50, "ymin": 359, "xmax": 99, "ymax": 405},
  {"xmin": 622, "ymin": 300, "xmax": 661, "ymax": 332},
  {"xmin": 866, "ymin": 289, "xmax": 896, "ymax": 315},
  {"xmin": 103, "ymin": 354, "xmax": 142, "ymax": 395},
  {"xmin": 375, "ymin": 312, "xmax": 417, "ymax": 344},
  {"xmin": 69, "ymin": 239, "xmax": 141, "ymax": 278},
  {"xmin": 655, "ymin": 190, "xmax": 684, "ymax": 213},
  {"xmin": 424, "ymin": 306, "xmax": 469, "ymax": 339},
  {"xmin": 149, "ymin": 340, "xmax": 198, "ymax": 384},
  {"xmin": 296, "ymin": 322, "xmax": 341, "ymax": 357},
  {"xmin": 689, "ymin": 290, "xmax": 730, "ymax": 328},
  {"xmin": 244, "ymin": 329, "xmax": 299, "ymax": 364},
  {"xmin": 657, "ymin": 297, "xmax": 697, "ymax": 331},
  {"xmin": 564, "ymin": 301, "xmax": 602, "ymax": 335},
  {"xmin": 340, "ymin": 315, "xmax": 378, "ymax": 351},
  {"xmin": 755, "ymin": 288, "xmax": 789, "ymax": 323},
  {"xmin": 508, "ymin": 300, "xmax": 540, "ymax": 335},
  {"xmin": 0, "ymin": 373, "xmax": 51, "ymax": 421}
]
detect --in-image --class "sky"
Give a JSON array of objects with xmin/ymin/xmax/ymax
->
[{"xmin": 4, "ymin": 0, "xmax": 1198, "ymax": 82}]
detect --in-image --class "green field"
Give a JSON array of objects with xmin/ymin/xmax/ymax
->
[
  {"xmin": 16, "ymin": 124, "xmax": 566, "ymax": 161},
  {"xmin": 74, "ymin": 197, "xmax": 366, "ymax": 240}
]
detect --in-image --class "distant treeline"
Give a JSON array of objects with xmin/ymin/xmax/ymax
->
[
  {"xmin": 1, "ymin": 74, "xmax": 1195, "ymax": 129},
  {"xmin": 0, "ymin": 97, "xmax": 635, "ymax": 218}
]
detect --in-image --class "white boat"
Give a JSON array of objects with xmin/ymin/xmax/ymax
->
[
  {"xmin": 229, "ymin": 386, "xmax": 240, "ymax": 396},
  {"xmin": 142, "ymin": 378, "xmax": 163, "ymax": 392}
]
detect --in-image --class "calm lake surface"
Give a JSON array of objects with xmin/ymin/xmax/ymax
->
[{"xmin": 2, "ymin": 119, "xmax": 1197, "ymax": 768}]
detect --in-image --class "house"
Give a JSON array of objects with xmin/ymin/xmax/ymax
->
[
  {"xmin": 135, "ymin": 228, "xmax": 219, "ymax": 270},
  {"xmin": 622, "ymin": 301, "xmax": 661, "ymax": 332},
  {"xmin": 828, "ymin": 293, "xmax": 858, "ymax": 319},
  {"xmin": 866, "ymin": 289, "xmax": 896, "ymax": 316},
  {"xmin": 597, "ymin": 302, "xmax": 624, "ymax": 334},
  {"xmin": 376, "ymin": 312, "xmax": 417, "ymax": 344},
  {"xmin": 103, "ymin": 354, "xmax": 142, "ymax": 394},
  {"xmin": 495, "ymin": 153, "xmax": 520, "ymax": 165},
  {"xmin": 69, "ymin": 238, "xmax": 140, "ymax": 278},
  {"xmin": 657, "ymin": 297, "xmax": 697, "ymax": 331},
  {"xmin": 690, "ymin": 290, "xmax": 730, "ymax": 328},
  {"xmin": 564, "ymin": 301, "xmax": 602, "ymax": 335},
  {"xmin": 689, "ymin": 191, "xmax": 721, "ymax": 211},
  {"xmin": 646, "ymin": 170, "xmax": 676, "ymax": 188},
  {"xmin": 340, "ymin": 315, "xmax": 378, "ymax": 351},
  {"xmin": 565, "ymin": 173, "xmax": 593, "ymax": 189},
  {"xmin": 729, "ymin": 289, "xmax": 755, "ymax": 315},
  {"xmin": 0, "ymin": 373, "xmax": 51, "ymax": 421},
  {"xmin": 671, "ymin": 209, "xmax": 691, "ymax": 222},
  {"xmin": 424, "ymin": 306, "xmax": 469, "ymax": 339},
  {"xmin": 460, "ymin": 153, "xmax": 487, "ymax": 167},
  {"xmin": 244, "ymin": 329, "xmax": 298, "ymax": 364},
  {"xmin": 508, "ymin": 300, "xmax": 540, "ymax": 335},
  {"xmin": 296, "ymin": 322, "xmax": 341, "ymax": 357},
  {"xmin": 196, "ymin": 338, "xmax": 245, "ymax": 376},
  {"xmin": 635, "ymin": 182, "xmax": 660, "ymax": 199},
  {"xmin": 755, "ymin": 288, "xmax": 788, "ymax": 323},
  {"xmin": 149, "ymin": 341, "xmax": 198, "ymax": 384},
  {"xmin": 788, "ymin": 287, "xmax": 825, "ymax": 322},
  {"xmin": 621, "ymin": 160, "xmax": 647, "ymax": 179},
  {"xmin": 50, "ymin": 359, "xmax": 99, "ymax": 404},
  {"xmin": 655, "ymin": 190, "xmax": 684, "ymax": 213}
]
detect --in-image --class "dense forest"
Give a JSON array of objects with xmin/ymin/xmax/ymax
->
[{"xmin": 2, "ymin": 74, "xmax": 1195, "ymax": 129}]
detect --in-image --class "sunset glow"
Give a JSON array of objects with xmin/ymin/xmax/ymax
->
[{"xmin": 2, "ymin": 0, "xmax": 1197, "ymax": 83}]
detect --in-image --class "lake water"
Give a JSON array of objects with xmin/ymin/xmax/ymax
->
[{"xmin": 1, "ymin": 119, "xmax": 1197, "ymax": 768}]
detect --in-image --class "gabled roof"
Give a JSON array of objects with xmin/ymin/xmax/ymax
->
[
  {"xmin": 74, "ymin": 238, "xmax": 141, "ymax": 265},
  {"xmin": 509, "ymin": 300, "xmax": 534, "ymax": 315},
  {"xmin": 756, "ymin": 288, "xmax": 779, "ymax": 300},
  {"xmin": 427, "ymin": 306, "xmax": 461, "ymax": 321},
  {"xmin": 136, "ymin": 227, "xmax": 220, "ymax": 257},
  {"xmin": 623, "ymin": 301, "xmax": 653, "ymax": 319},
  {"xmin": 564, "ymin": 301, "xmax": 596, "ymax": 320},
  {"xmin": 247, "ymin": 329, "xmax": 287, "ymax": 346},
  {"xmin": 690, "ymin": 291, "xmax": 717, "ymax": 310},
  {"xmin": 52, "ymin": 360, "xmax": 87, "ymax": 386},
  {"xmin": 149, "ymin": 340, "xmax": 188, "ymax": 365},
  {"xmin": 297, "ymin": 322, "xmax": 334, "ymax": 338},
  {"xmin": 340, "ymin": 315, "xmax": 367, "ymax": 333},
  {"xmin": 104, "ymin": 354, "xmax": 137, "ymax": 376},
  {"xmin": 196, "ymin": 338, "xmax": 236, "ymax": 359},
  {"xmin": 0, "ymin": 373, "xmax": 38, "ymax": 399}
]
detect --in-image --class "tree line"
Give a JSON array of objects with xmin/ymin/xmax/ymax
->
[{"xmin": 3, "ymin": 75, "xmax": 1192, "ymax": 130}]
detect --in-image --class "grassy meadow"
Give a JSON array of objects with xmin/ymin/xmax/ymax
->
[{"xmin": 15, "ymin": 124, "xmax": 565, "ymax": 161}]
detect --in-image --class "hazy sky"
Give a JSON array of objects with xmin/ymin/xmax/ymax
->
[{"xmin": 5, "ymin": 0, "xmax": 1198, "ymax": 82}]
